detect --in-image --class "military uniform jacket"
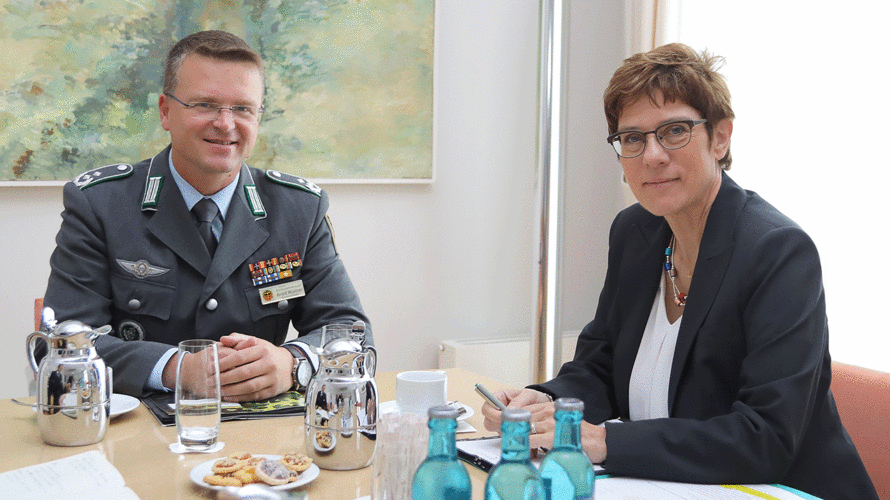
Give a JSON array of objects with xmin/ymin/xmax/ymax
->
[
  {"xmin": 44, "ymin": 146, "xmax": 370, "ymax": 396},
  {"xmin": 530, "ymin": 173, "xmax": 877, "ymax": 500}
]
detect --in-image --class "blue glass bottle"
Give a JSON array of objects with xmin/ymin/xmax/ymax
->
[
  {"xmin": 412, "ymin": 405, "xmax": 472, "ymax": 500},
  {"xmin": 485, "ymin": 408, "xmax": 546, "ymax": 500},
  {"xmin": 540, "ymin": 398, "xmax": 595, "ymax": 500}
]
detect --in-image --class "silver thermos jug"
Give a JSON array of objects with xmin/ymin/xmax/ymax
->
[
  {"xmin": 305, "ymin": 323, "xmax": 377, "ymax": 470},
  {"xmin": 26, "ymin": 307, "xmax": 112, "ymax": 446}
]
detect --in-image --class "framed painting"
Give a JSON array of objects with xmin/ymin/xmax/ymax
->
[{"xmin": 0, "ymin": 0, "xmax": 434, "ymax": 184}]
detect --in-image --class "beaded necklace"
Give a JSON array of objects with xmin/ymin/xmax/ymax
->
[{"xmin": 664, "ymin": 235, "xmax": 687, "ymax": 307}]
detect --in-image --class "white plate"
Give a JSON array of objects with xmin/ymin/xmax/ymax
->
[
  {"xmin": 379, "ymin": 401, "xmax": 474, "ymax": 421},
  {"xmin": 111, "ymin": 394, "xmax": 140, "ymax": 417},
  {"xmin": 190, "ymin": 455, "xmax": 320, "ymax": 491},
  {"xmin": 312, "ymin": 430, "xmax": 337, "ymax": 452},
  {"xmin": 26, "ymin": 393, "xmax": 140, "ymax": 418}
]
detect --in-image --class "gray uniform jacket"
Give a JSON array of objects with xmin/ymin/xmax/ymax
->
[{"xmin": 44, "ymin": 146, "xmax": 371, "ymax": 396}]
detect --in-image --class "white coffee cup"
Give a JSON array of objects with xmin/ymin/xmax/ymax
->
[{"xmin": 395, "ymin": 370, "xmax": 447, "ymax": 415}]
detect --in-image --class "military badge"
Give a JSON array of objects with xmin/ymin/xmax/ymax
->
[
  {"xmin": 249, "ymin": 252, "xmax": 302, "ymax": 286},
  {"xmin": 117, "ymin": 259, "xmax": 170, "ymax": 279},
  {"xmin": 118, "ymin": 320, "xmax": 145, "ymax": 341}
]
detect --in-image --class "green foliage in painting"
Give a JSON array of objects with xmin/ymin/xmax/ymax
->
[{"xmin": 0, "ymin": 0, "xmax": 434, "ymax": 182}]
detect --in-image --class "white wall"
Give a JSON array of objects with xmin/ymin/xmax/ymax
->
[{"xmin": 0, "ymin": 0, "xmax": 627, "ymax": 399}]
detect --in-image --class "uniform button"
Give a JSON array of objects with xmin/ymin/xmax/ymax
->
[
  {"xmin": 128, "ymin": 299, "xmax": 141, "ymax": 310},
  {"xmin": 277, "ymin": 300, "xmax": 289, "ymax": 310},
  {"xmin": 206, "ymin": 298, "xmax": 218, "ymax": 311}
]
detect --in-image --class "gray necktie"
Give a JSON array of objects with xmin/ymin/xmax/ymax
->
[{"xmin": 192, "ymin": 198, "xmax": 219, "ymax": 257}]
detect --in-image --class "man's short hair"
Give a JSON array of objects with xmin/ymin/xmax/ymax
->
[
  {"xmin": 603, "ymin": 43, "xmax": 735, "ymax": 169},
  {"xmin": 163, "ymin": 30, "xmax": 264, "ymax": 96}
]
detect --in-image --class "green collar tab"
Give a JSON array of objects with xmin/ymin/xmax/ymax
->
[
  {"xmin": 244, "ymin": 184, "xmax": 266, "ymax": 216},
  {"xmin": 142, "ymin": 175, "xmax": 164, "ymax": 208}
]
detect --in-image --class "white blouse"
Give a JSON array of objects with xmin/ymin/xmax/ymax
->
[{"xmin": 628, "ymin": 273, "xmax": 682, "ymax": 420}]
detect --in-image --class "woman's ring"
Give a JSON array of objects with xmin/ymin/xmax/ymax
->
[{"xmin": 530, "ymin": 422, "xmax": 538, "ymax": 434}]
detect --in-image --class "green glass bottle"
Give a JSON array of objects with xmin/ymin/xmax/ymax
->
[
  {"xmin": 411, "ymin": 405, "xmax": 472, "ymax": 500},
  {"xmin": 540, "ymin": 398, "xmax": 595, "ymax": 499},
  {"xmin": 485, "ymin": 408, "xmax": 546, "ymax": 500}
]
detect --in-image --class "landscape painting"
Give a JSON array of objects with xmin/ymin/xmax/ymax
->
[{"xmin": 0, "ymin": 0, "xmax": 434, "ymax": 183}]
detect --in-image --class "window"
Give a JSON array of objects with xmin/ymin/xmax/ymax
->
[{"xmin": 676, "ymin": 1, "xmax": 890, "ymax": 370}]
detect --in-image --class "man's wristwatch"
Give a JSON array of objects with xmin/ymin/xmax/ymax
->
[{"xmin": 284, "ymin": 345, "xmax": 313, "ymax": 392}]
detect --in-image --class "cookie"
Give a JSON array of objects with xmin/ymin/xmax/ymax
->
[
  {"xmin": 228, "ymin": 452, "xmax": 253, "ymax": 461},
  {"xmin": 212, "ymin": 457, "xmax": 244, "ymax": 474},
  {"xmin": 234, "ymin": 466, "xmax": 258, "ymax": 484},
  {"xmin": 315, "ymin": 430, "xmax": 333, "ymax": 448},
  {"xmin": 204, "ymin": 474, "xmax": 242, "ymax": 487},
  {"xmin": 281, "ymin": 453, "xmax": 313, "ymax": 472},
  {"xmin": 254, "ymin": 459, "xmax": 292, "ymax": 486}
]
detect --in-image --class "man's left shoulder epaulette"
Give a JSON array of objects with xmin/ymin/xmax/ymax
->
[
  {"xmin": 265, "ymin": 170, "xmax": 322, "ymax": 197},
  {"xmin": 73, "ymin": 163, "xmax": 134, "ymax": 190}
]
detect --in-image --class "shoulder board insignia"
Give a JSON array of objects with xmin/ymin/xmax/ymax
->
[
  {"xmin": 73, "ymin": 164, "xmax": 133, "ymax": 190},
  {"xmin": 244, "ymin": 184, "xmax": 266, "ymax": 217},
  {"xmin": 266, "ymin": 170, "xmax": 322, "ymax": 197},
  {"xmin": 142, "ymin": 175, "xmax": 164, "ymax": 209}
]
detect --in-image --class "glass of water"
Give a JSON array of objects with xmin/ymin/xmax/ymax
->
[{"xmin": 174, "ymin": 339, "xmax": 221, "ymax": 452}]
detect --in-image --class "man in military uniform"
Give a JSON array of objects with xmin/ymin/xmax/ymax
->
[{"xmin": 43, "ymin": 30, "xmax": 370, "ymax": 401}]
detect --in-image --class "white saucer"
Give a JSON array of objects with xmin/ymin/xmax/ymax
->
[
  {"xmin": 169, "ymin": 441, "xmax": 225, "ymax": 454},
  {"xmin": 379, "ymin": 401, "xmax": 474, "ymax": 421},
  {"xmin": 110, "ymin": 394, "xmax": 139, "ymax": 417},
  {"xmin": 25, "ymin": 393, "xmax": 140, "ymax": 418}
]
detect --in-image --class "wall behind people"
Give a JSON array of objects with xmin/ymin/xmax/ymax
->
[{"xmin": 0, "ymin": 0, "xmax": 627, "ymax": 398}]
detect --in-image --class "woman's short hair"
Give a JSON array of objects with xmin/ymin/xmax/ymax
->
[
  {"xmin": 604, "ymin": 43, "xmax": 734, "ymax": 169},
  {"xmin": 163, "ymin": 30, "xmax": 264, "ymax": 96}
]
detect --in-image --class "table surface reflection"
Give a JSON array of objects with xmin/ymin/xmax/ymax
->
[{"xmin": 0, "ymin": 368, "xmax": 506, "ymax": 499}]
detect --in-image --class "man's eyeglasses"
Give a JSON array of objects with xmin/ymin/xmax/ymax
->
[
  {"xmin": 165, "ymin": 93, "xmax": 265, "ymax": 123},
  {"xmin": 606, "ymin": 119, "xmax": 707, "ymax": 158}
]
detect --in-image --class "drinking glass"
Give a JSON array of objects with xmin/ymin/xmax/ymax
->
[
  {"xmin": 321, "ymin": 324, "xmax": 354, "ymax": 347},
  {"xmin": 174, "ymin": 339, "xmax": 221, "ymax": 452}
]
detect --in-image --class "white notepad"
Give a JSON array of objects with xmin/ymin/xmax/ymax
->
[{"xmin": 0, "ymin": 450, "xmax": 140, "ymax": 500}]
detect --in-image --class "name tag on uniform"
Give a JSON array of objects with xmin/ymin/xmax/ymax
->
[{"xmin": 259, "ymin": 280, "xmax": 305, "ymax": 305}]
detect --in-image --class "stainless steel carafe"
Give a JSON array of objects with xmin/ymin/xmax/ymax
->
[
  {"xmin": 305, "ymin": 328, "xmax": 377, "ymax": 470},
  {"xmin": 26, "ymin": 307, "xmax": 112, "ymax": 446}
]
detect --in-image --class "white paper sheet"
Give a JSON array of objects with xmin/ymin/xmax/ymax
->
[
  {"xmin": 0, "ymin": 450, "xmax": 140, "ymax": 500},
  {"xmin": 456, "ymin": 437, "xmax": 815, "ymax": 500},
  {"xmin": 595, "ymin": 477, "xmax": 814, "ymax": 500}
]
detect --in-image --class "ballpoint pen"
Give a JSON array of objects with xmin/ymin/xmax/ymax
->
[{"xmin": 475, "ymin": 383, "xmax": 508, "ymax": 411}]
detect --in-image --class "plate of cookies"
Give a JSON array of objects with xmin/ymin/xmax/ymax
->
[
  {"xmin": 191, "ymin": 452, "xmax": 319, "ymax": 491},
  {"xmin": 313, "ymin": 430, "xmax": 336, "ymax": 452}
]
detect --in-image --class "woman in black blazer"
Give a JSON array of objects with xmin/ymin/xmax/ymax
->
[{"xmin": 481, "ymin": 43, "xmax": 877, "ymax": 500}]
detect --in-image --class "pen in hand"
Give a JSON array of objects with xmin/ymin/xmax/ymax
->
[{"xmin": 475, "ymin": 383, "xmax": 508, "ymax": 411}]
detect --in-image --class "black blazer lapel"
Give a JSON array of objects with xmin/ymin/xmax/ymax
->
[
  {"xmin": 668, "ymin": 172, "xmax": 747, "ymax": 413},
  {"xmin": 613, "ymin": 215, "xmax": 671, "ymax": 413}
]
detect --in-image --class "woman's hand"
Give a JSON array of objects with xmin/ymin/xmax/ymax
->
[
  {"xmin": 580, "ymin": 420, "xmax": 607, "ymax": 463},
  {"xmin": 479, "ymin": 387, "xmax": 607, "ymax": 463}
]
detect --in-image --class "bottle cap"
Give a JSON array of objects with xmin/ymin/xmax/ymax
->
[
  {"xmin": 428, "ymin": 405, "xmax": 460, "ymax": 420},
  {"xmin": 554, "ymin": 397, "xmax": 584, "ymax": 413},
  {"xmin": 502, "ymin": 408, "xmax": 532, "ymax": 423}
]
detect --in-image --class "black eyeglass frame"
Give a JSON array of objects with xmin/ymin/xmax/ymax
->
[
  {"xmin": 165, "ymin": 93, "xmax": 265, "ymax": 123},
  {"xmin": 606, "ymin": 119, "xmax": 708, "ymax": 158}
]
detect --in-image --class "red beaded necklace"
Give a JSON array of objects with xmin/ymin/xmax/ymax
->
[{"xmin": 664, "ymin": 235, "xmax": 687, "ymax": 307}]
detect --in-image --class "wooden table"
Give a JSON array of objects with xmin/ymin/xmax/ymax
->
[{"xmin": 0, "ymin": 368, "xmax": 507, "ymax": 499}]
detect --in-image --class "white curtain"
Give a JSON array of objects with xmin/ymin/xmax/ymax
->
[
  {"xmin": 619, "ymin": 0, "xmax": 681, "ymax": 207},
  {"xmin": 624, "ymin": 0, "xmax": 680, "ymax": 56}
]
